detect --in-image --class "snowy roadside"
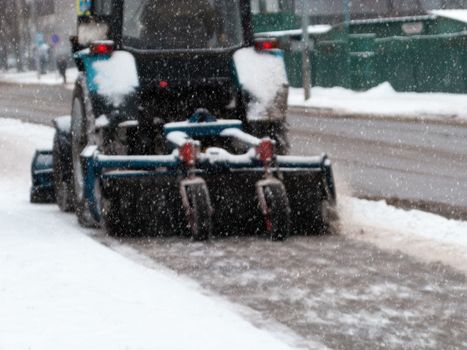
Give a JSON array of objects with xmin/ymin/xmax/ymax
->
[
  {"xmin": 0, "ymin": 68, "xmax": 79, "ymax": 89},
  {"xmin": 0, "ymin": 118, "xmax": 309, "ymax": 350},
  {"xmin": 340, "ymin": 197, "xmax": 467, "ymax": 273},
  {"xmin": 289, "ymin": 83, "xmax": 467, "ymax": 122}
]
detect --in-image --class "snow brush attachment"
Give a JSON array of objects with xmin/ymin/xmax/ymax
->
[{"xmin": 39, "ymin": 116, "xmax": 337, "ymax": 239}]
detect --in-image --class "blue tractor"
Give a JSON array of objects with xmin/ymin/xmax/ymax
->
[{"xmin": 30, "ymin": 0, "xmax": 336, "ymax": 240}]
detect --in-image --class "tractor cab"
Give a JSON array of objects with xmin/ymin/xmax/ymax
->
[{"xmin": 72, "ymin": 0, "xmax": 289, "ymax": 154}]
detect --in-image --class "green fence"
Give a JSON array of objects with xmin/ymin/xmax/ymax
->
[
  {"xmin": 279, "ymin": 16, "xmax": 467, "ymax": 93},
  {"xmin": 252, "ymin": 13, "xmax": 300, "ymax": 33}
]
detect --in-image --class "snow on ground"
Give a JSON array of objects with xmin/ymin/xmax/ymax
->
[
  {"xmin": 0, "ymin": 68, "xmax": 78, "ymax": 87},
  {"xmin": 340, "ymin": 196, "xmax": 467, "ymax": 273},
  {"xmin": 431, "ymin": 9, "xmax": 467, "ymax": 24},
  {"xmin": 0, "ymin": 118, "xmax": 306, "ymax": 350},
  {"xmin": 289, "ymin": 82, "xmax": 467, "ymax": 120},
  {"xmin": 256, "ymin": 24, "xmax": 332, "ymax": 37},
  {"xmin": 341, "ymin": 197, "xmax": 467, "ymax": 248}
]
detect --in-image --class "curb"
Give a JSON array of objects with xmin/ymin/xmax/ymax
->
[{"xmin": 287, "ymin": 105, "xmax": 467, "ymax": 127}]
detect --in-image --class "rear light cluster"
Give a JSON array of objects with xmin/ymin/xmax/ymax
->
[
  {"xmin": 90, "ymin": 40, "xmax": 114, "ymax": 56},
  {"xmin": 179, "ymin": 141, "xmax": 200, "ymax": 166},
  {"xmin": 257, "ymin": 138, "xmax": 274, "ymax": 165},
  {"xmin": 254, "ymin": 38, "xmax": 279, "ymax": 52}
]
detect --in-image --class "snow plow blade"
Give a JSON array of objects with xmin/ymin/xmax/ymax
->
[{"xmin": 30, "ymin": 150, "xmax": 55, "ymax": 203}]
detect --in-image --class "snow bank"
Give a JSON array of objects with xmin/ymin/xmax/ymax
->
[
  {"xmin": 93, "ymin": 51, "xmax": 139, "ymax": 107},
  {"xmin": 340, "ymin": 196, "xmax": 467, "ymax": 273},
  {"xmin": 257, "ymin": 24, "xmax": 332, "ymax": 38},
  {"xmin": 289, "ymin": 83, "xmax": 467, "ymax": 120},
  {"xmin": 341, "ymin": 197, "xmax": 467, "ymax": 248},
  {"xmin": 0, "ymin": 68, "xmax": 78, "ymax": 86},
  {"xmin": 0, "ymin": 118, "xmax": 303, "ymax": 350},
  {"xmin": 431, "ymin": 9, "xmax": 467, "ymax": 24},
  {"xmin": 234, "ymin": 48, "xmax": 287, "ymax": 120}
]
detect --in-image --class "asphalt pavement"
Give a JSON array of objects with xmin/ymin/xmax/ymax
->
[{"xmin": 288, "ymin": 111, "xmax": 467, "ymax": 217}]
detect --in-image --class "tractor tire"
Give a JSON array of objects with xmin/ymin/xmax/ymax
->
[
  {"xmin": 262, "ymin": 183, "xmax": 290, "ymax": 241},
  {"xmin": 52, "ymin": 132, "xmax": 74, "ymax": 212},
  {"xmin": 184, "ymin": 182, "xmax": 212, "ymax": 241},
  {"xmin": 71, "ymin": 85, "xmax": 98, "ymax": 228}
]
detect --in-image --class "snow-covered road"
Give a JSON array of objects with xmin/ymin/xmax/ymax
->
[{"xmin": 1, "ymin": 118, "xmax": 466, "ymax": 349}]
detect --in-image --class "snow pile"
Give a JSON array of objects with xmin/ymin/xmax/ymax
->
[
  {"xmin": 0, "ymin": 68, "xmax": 78, "ymax": 86},
  {"xmin": 340, "ymin": 196, "xmax": 467, "ymax": 272},
  {"xmin": 93, "ymin": 51, "xmax": 139, "ymax": 107},
  {"xmin": 431, "ymin": 9, "xmax": 467, "ymax": 24},
  {"xmin": 341, "ymin": 197, "xmax": 467, "ymax": 248},
  {"xmin": 257, "ymin": 24, "xmax": 332, "ymax": 38},
  {"xmin": 0, "ymin": 118, "xmax": 300, "ymax": 350},
  {"xmin": 234, "ymin": 48, "xmax": 287, "ymax": 120},
  {"xmin": 289, "ymin": 82, "xmax": 467, "ymax": 120}
]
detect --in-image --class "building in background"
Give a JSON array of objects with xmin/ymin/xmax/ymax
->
[{"xmin": 30, "ymin": 0, "xmax": 76, "ymax": 57}]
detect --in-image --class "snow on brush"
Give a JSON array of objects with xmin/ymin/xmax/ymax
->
[
  {"xmin": 289, "ymin": 82, "xmax": 467, "ymax": 120},
  {"xmin": 0, "ymin": 118, "xmax": 306, "ymax": 350},
  {"xmin": 93, "ymin": 51, "xmax": 139, "ymax": 107}
]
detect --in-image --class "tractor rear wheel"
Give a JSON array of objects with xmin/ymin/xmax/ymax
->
[
  {"xmin": 71, "ymin": 86, "xmax": 98, "ymax": 227},
  {"xmin": 53, "ymin": 132, "xmax": 74, "ymax": 212}
]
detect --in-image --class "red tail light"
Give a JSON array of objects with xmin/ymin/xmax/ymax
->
[
  {"xmin": 90, "ymin": 41, "xmax": 114, "ymax": 55},
  {"xmin": 179, "ymin": 142, "xmax": 199, "ymax": 166},
  {"xmin": 257, "ymin": 138, "xmax": 274, "ymax": 164},
  {"xmin": 254, "ymin": 38, "xmax": 279, "ymax": 52}
]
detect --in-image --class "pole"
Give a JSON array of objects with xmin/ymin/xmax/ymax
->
[
  {"xmin": 343, "ymin": 0, "xmax": 351, "ymax": 88},
  {"xmin": 301, "ymin": 0, "xmax": 311, "ymax": 100},
  {"xmin": 13, "ymin": 0, "xmax": 24, "ymax": 71},
  {"xmin": 344, "ymin": 0, "xmax": 350, "ymax": 34}
]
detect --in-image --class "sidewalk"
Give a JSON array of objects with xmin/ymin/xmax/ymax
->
[
  {"xmin": 0, "ymin": 68, "xmax": 78, "ymax": 87},
  {"xmin": 289, "ymin": 82, "xmax": 467, "ymax": 123}
]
